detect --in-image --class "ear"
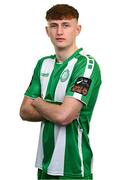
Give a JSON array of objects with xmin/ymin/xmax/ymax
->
[
  {"xmin": 76, "ymin": 25, "xmax": 81, "ymax": 36},
  {"xmin": 45, "ymin": 26, "xmax": 50, "ymax": 37}
]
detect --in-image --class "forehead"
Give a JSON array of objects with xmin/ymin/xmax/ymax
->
[{"xmin": 47, "ymin": 18, "xmax": 77, "ymax": 25}]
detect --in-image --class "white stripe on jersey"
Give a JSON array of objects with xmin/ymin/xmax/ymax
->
[
  {"xmin": 54, "ymin": 58, "xmax": 77, "ymax": 102},
  {"xmin": 83, "ymin": 56, "xmax": 94, "ymax": 78},
  {"xmin": 40, "ymin": 58, "xmax": 55, "ymax": 99},
  {"xmin": 35, "ymin": 122, "xmax": 45, "ymax": 168},
  {"xmin": 80, "ymin": 50, "xmax": 95, "ymax": 78},
  {"xmin": 47, "ymin": 126, "xmax": 66, "ymax": 175},
  {"xmin": 54, "ymin": 124, "xmax": 60, "ymax": 144},
  {"xmin": 78, "ymin": 127, "xmax": 84, "ymax": 177}
]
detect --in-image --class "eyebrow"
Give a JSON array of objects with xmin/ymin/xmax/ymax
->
[
  {"xmin": 49, "ymin": 23, "xmax": 58, "ymax": 26},
  {"xmin": 49, "ymin": 22, "xmax": 71, "ymax": 26}
]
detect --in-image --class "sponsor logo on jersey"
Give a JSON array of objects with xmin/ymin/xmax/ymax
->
[
  {"xmin": 60, "ymin": 69, "xmax": 70, "ymax": 82},
  {"xmin": 72, "ymin": 77, "xmax": 92, "ymax": 96},
  {"xmin": 40, "ymin": 72, "xmax": 49, "ymax": 77}
]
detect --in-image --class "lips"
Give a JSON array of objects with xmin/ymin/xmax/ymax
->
[{"xmin": 56, "ymin": 38, "xmax": 65, "ymax": 41}]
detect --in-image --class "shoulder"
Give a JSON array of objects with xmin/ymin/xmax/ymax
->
[
  {"xmin": 76, "ymin": 49, "xmax": 101, "ymax": 72},
  {"xmin": 74, "ymin": 49, "xmax": 101, "ymax": 84},
  {"xmin": 36, "ymin": 55, "xmax": 55, "ymax": 65},
  {"xmin": 32, "ymin": 55, "xmax": 55, "ymax": 73}
]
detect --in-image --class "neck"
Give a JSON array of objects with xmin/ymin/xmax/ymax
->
[{"xmin": 55, "ymin": 45, "xmax": 78, "ymax": 63}]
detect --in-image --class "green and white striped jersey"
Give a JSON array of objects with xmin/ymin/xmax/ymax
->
[{"xmin": 25, "ymin": 48, "xmax": 101, "ymax": 178}]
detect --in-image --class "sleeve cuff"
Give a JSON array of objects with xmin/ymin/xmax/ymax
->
[{"xmin": 66, "ymin": 92, "xmax": 87, "ymax": 106}]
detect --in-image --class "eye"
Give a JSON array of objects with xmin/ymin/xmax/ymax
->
[
  {"xmin": 49, "ymin": 24, "xmax": 57, "ymax": 28},
  {"xmin": 63, "ymin": 23, "xmax": 71, "ymax": 28}
]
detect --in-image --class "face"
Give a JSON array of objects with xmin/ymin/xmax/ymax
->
[{"xmin": 46, "ymin": 18, "xmax": 81, "ymax": 49}]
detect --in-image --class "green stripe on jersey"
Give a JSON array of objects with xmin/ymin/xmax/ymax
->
[{"xmin": 42, "ymin": 121, "xmax": 55, "ymax": 172}]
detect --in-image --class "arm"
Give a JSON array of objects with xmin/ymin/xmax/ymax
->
[
  {"xmin": 20, "ymin": 96, "xmax": 45, "ymax": 122},
  {"xmin": 32, "ymin": 96, "xmax": 83, "ymax": 125}
]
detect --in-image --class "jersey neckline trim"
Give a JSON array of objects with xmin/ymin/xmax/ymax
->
[{"xmin": 53, "ymin": 48, "xmax": 83, "ymax": 64}]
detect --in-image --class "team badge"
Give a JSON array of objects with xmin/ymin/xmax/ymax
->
[
  {"xmin": 72, "ymin": 77, "xmax": 92, "ymax": 96},
  {"xmin": 60, "ymin": 69, "xmax": 69, "ymax": 82}
]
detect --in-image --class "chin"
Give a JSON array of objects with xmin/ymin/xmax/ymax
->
[
  {"xmin": 53, "ymin": 41, "xmax": 67, "ymax": 49},
  {"xmin": 56, "ymin": 46, "xmax": 68, "ymax": 50},
  {"xmin": 54, "ymin": 44, "xmax": 68, "ymax": 49}
]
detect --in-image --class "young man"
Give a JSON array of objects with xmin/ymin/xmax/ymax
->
[{"xmin": 20, "ymin": 4, "xmax": 101, "ymax": 180}]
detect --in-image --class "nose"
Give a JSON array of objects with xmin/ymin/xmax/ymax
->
[{"xmin": 57, "ymin": 25, "xmax": 63, "ymax": 35}]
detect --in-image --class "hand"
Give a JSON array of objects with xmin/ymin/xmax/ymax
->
[{"xmin": 32, "ymin": 97, "xmax": 42, "ymax": 109}]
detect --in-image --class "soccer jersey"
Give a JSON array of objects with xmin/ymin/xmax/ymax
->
[{"xmin": 25, "ymin": 48, "xmax": 101, "ymax": 178}]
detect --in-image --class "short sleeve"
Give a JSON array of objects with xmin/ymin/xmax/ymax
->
[
  {"xmin": 24, "ymin": 60, "xmax": 41, "ymax": 98},
  {"xmin": 66, "ymin": 55, "xmax": 101, "ymax": 105}
]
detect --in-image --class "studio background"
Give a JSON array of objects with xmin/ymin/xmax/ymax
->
[{"xmin": 0, "ymin": 0, "xmax": 119, "ymax": 179}]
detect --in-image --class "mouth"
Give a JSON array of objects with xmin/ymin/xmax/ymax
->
[{"xmin": 55, "ymin": 38, "xmax": 66, "ymax": 42}]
